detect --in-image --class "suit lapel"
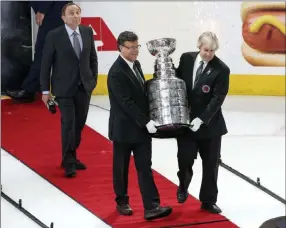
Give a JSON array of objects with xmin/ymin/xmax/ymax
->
[
  {"xmin": 134, "ymin": 60, "xmax": 147, "ymax": 93},
  {"xmin": 61, "ymin": 26, "xmax": 78, "ymax": 59},
  {"xmin": 202, "ymin": 62, "xmax": 213, "ymax": 76},
  {"xmin": 79, "ymin": 25, "xmax": 88, "ymax": 58},
  {"xmin": 134, "ymin": 60, "xmax": 145, "ymax": 82},
  {"xmin": 193, "ymin": 57, "xmax": 216, "ymax": 90},
  {"xmin": 118, "ymin": 56, "xmax": 144, "ymax": 91},
  {"xmin": 61, "ymin": 25, "xmax": 88, "ymax": 60},
  {"xmin": 187, "ymin": 52, "xmax": 198, "ymax": 89}
]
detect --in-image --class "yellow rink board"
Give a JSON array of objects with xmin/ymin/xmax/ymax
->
[
  {"xmin": 92, "ymin": 74, "xmax": 286, "ymax": 96},
  {"xmin": 2, "ymin": 74, "xmax": 284, "ymax": 98}
]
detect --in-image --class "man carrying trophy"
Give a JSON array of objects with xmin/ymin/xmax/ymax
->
[
  {"xmin": 107, "ymin": 31, "xmax": 172, "ymax": 220},
  {"xmin": 175, "ymin": 31, "xmax": 230, "ymax": 214}
]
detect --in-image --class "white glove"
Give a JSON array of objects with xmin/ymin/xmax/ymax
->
[
  {"xmin": 146, "ymin": 120, "xmax": 159, "ymax": 134},
  {"xmin": 190, "ymin": 117, "xmax": 203, "ymax": 132}
]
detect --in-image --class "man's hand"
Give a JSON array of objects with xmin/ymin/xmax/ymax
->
[
  {"xmin": 190, "ymin": 117, "xmax": 203, "ymax": 132},
  {"xmin": 42, "ymin": 94, "xmax": 51, "ymax": 105},
  {"xmin": 146, "ymin": 120, "xmax": 159, "ymax": 134},
  {"xmin": 35, "ymin": 12, "xmax": 45, "ymax": 26}
]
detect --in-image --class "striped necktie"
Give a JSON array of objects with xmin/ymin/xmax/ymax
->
[
  {"xmin": 73, "ymin": 31, "xmax": 81, "ymax": 59},
  {"xmin": 194, "ymin": 60, "xmax": 204, "ymax": 87},
  {"xmin": 133, "ymin": 64, "xmax": 144, "ymax": 86}
]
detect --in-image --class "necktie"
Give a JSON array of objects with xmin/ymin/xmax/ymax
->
[
  {"xmin": 194, "ymin": 60, "xmax": 204, "ymax": 87},
  {"xmin": 73, "ymin": 31, "xmax": 81, "ymax": 59},
  {"xmin": 133, "ymin": 64, "xmax": 144, "ymax": 86}
]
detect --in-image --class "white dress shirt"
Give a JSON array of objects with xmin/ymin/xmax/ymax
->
[
  {"xmin": 120, "ymin": 54, "xmax": 144, "ymax": 84},
  {"xmin": 120, "ymin": 54, "xmax": 136, "ymax": 75},
  {"xmin": 42, "ymin": 25, "xmax": 83, "ymax": 95},
  {"xmin": 64, "ymin": 24, "xmax": 83, "ymax": 51},
  {"xmin": 192, "ymin": 54, "xmax": 208, "ymax": 88}
]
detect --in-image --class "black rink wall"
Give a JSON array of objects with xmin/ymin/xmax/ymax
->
[
  {"xmin": 1, "ymin": 1, "xmax": 32, "ymax": 93},
  {"xmin": 259, "ymin": 216, "xmax": 285, "ymax": 228}
]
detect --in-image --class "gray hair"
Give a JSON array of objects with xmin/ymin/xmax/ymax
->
[{"xmin": 197, "ymin": 31, "xmax": 219, "ymax": 51}]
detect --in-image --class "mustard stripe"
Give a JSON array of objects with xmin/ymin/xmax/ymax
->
[{"xmin": 250, "ymin": 15, "xmax": 286, "ymax": 35}]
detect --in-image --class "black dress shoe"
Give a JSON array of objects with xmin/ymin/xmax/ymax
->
[
  {"xmin": 116, "ymin": 204, "xmax": 133, "ymax": 216},
  {"xmin": 177, "ymin": 188, "xmax": 188, "ymax": 203},
  {"xmin": 7, "ymin": 89, "xmax": 35, "ymax": 102},
  {"xmin": 61, "ymin": 160, "xmax": 87, "ymax": 170},
  {"xmin": 201, "ymin": 203, "xmax": 222, "ymax": 214},
  {"xmin": 65, "ymin": 164, "xmax": 76, "ymax": 178},
  {"xmin": 75, "ymin": 160, "xmax": 87, "ymax": 170},
  {"xmin": 144, "ymin": 205, "xmax": 172, "ymax": 221}
]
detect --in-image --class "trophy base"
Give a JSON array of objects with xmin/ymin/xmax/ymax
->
[{"xmin": 150, "ymin": 123, "xmax": 190, "ymax": 139}]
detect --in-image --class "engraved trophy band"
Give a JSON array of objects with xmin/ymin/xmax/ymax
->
[{"xmin": 145, "ymin": 38, "xmax": 190, "ymax": 138}]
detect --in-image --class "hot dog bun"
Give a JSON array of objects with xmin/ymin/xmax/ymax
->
[
  {"xmin": 241, "ymin": 2, "xmax": 285, "ymax": 67},
  {"xmin": 241, "ymin": 2, "xmax": 286, "ymax": 21},
  {"xmin": 242, "ymin": 11, "xmax": 285, "ymax": 52},
  {"xmin": 241, "ymin": 42, "xmax": 285, "ymax": 67}
]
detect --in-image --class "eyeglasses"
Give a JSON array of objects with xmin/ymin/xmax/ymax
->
[{"xmin": 122, "ymin": 45, "xmax": 141, "ymax": 50}]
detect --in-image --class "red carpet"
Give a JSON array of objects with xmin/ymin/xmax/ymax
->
[{"xmin": 1, "ymin": 99, "xmax": 238, "ymax": 228}]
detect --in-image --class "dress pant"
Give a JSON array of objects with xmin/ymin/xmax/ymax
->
[
  {"xmin": 112, "ymin": 140, "xmax": 160, "ymax": 210},
  {"xmin": 56, "ymin": 84, "xmax": 91, "ymax": 165},
  {"xmin": 22, "ymin": 18, "xmax": 63, "ymax": 92},
  {"xmin": 177, "ymin": 131, "xmax": 222, "ymax": 204}
]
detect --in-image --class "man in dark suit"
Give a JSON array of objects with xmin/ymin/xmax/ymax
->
[
  {"xmin": 175, "ymin": 32, "xmax": 230, "ymax": 214},
  {"xmin": 7, "ymin": 1, "xmax": 71, "ymax": 102},
  {"xmin": 107, "ymin": 31, "xmax": 172, "ymax": 220},
  {"xmin": 40, "ymin": 3, "xmax": 98, "ymax": 177}
]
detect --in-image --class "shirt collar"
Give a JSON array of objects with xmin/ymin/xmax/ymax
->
[
  {"xmin": 65, "ymin": 24, "xmax": 80, "ymax": 37},
  {"xmin": 197, "ymin": 53, "xmax": 208, "ymax": 65},
  {"xmin": 120, "ymin": 54, "xmax": 134, "ymax": 69}
]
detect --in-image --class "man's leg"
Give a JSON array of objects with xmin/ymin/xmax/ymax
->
[
  {"xmin": 6, "ymin": 25, "xmax": 46, "ymax": 101},
  {"xmin": 73, "ymin": 85, "xmax": 91, "ymax": 169},
  {"xmin": 21, "ymin": 25, "xmax": 45, "ymax": 94},
  {"xmin": 176, "ymin": 130, "xmax": 198, "ymax": 203},
  {"xmin": 56, "ymin": 97, "xmax": 77, "ymax": 177},
  {"xmin": 112, "ymin": 142, "xmax": 132, "ymax": 215},
  {"xmin": 22, "ymin": 19, "xmax": 63, "ymax": 93},
  {"xmin": 198, "ymin": 136, "xmax": 222, "ymax": 213},
  {"xmin": 7, "ymin": 19, "xmax": 63, "ymax": 100},
  {"xmin": 132, "ymin": 140, "xmax": 172, "ymax": 220}
]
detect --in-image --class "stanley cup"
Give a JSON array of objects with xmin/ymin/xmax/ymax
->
[{"xmin": 146, "ymin": 38, "xmax": 190, "ymax": 138}]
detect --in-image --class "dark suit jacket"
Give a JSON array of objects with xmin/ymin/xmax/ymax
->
[
  {"xmin": 107, "ymin": 56, "xmax": 151, "ymax": 143},
  {"xmin": 40, "ymin": 24, "xmax": 98, "ymax": 97},
  {"xmin": 30, "ymin": 1, "xmax": 71, "ymax": 20},
  {"xmin": 176, "ymin": 52, "xmax": 230, "ymax": 138}
]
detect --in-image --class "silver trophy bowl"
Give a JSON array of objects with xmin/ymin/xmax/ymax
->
[
  {"xmin": 146, "ymin": 38, "xmax": 176, "ymax": 57},
  {"xmin": 145, "ymin": 38, "xmax": 190, "ymax": 138}
]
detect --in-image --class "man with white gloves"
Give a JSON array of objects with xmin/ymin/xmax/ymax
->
[
  {"xmin": 107, "ymin": 31, "xmax": 172, "ymax": 220},
  {"xmin": 175, "ymin": 32, "xmax": 230, "ymax": 214}
]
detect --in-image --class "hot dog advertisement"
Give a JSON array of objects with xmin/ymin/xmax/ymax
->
[
  {"xmin": 241, "ymin": 2, "xmax": 286, "ymax": 67},
  {"xmin": 73, "ymin": 2, "xmax": 285, "ymax": 76}
]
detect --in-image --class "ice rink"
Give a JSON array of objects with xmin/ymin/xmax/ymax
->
[{"xmin": 1, "ymin": 95, "xmax": 285, "ymax": 228}]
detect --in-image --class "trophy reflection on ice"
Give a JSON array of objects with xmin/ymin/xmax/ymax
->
[{"xmin": 146, "ymin": 38, "xmax": 190, "ymax": 138}]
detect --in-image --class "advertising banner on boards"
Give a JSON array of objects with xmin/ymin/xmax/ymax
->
[
  {"xmin": 77, "ymin": 2, "xmax": 285, "ymax": 75},
  {"xmin": 76, "ymin": 1, "xmax": 285, "ymax": 95},
  {"xmin": 27, "ymin": 2, "xmax": 285, "ymax": 95}
]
